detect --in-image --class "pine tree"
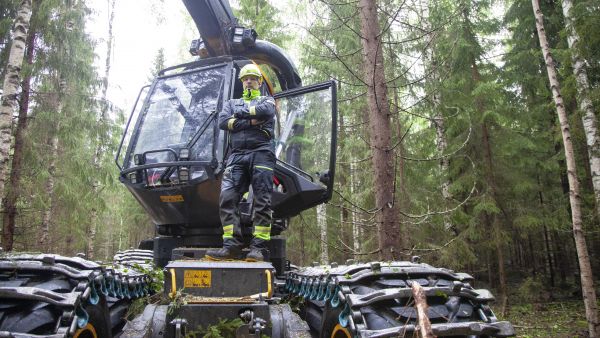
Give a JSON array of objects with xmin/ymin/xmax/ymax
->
[
  {"xmin": 357, "ymin": 0, "xmax": 404, "ymax": 260},
  {"xmin": 147, "ymin": 47, "xmax": 165, "ymax": 83},
  {"xmin": 233, "ymin": 0, "xmax": 289, "ymax": 48}
]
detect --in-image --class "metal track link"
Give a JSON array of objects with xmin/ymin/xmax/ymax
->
[
  {"xmin": 284, "ymin": 261, "xmax": 515, "ymax": 337},
  {"xmin": 0, "ymin": 252, "xmax": 156, "ymax": 337}
]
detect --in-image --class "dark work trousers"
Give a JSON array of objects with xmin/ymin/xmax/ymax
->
[{"xmin": 220, "ymin": 149, "xmax": 275, "ymax": 250}]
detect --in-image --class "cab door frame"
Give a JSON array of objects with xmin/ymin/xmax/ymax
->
[{"xmin": 270, "ymin": 80, "xmax": 337, "ymax": 217}]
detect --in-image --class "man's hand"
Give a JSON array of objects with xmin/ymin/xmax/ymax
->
[
  {"xmin": 234, "ymin": 107, "xmax": 249, "ymax": 118},
  {"xmin": 250, "ymin": 119, "xmax": 264, "ymax": 126}
]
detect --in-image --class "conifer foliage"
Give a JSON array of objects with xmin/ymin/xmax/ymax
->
[
  {"xmin": 0, "ymin": 0, "xmax": 150, "ymax": 256},
  {"xmin": 0, "ymin": 0, "xmax": 599, "ymax": 334},
  {"xmin": 297, "ymin": 0, "xmax": 599, "ymax": 333}
]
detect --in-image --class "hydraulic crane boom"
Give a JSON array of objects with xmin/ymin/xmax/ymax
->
[
  {"xmin": 182, "ymin": 0, "xmax": 302, "ymax": 89},
  {"xmin": 181, "ymin": 0, "xmax": 238, "ymax": 57}
]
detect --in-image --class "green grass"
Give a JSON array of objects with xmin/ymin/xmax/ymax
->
[{"xmin": 502, "ymin": 301, "xmax": 588, "ymax": 337}]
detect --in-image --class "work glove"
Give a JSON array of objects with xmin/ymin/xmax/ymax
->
[{"xmin": 234, "ymin": 106, "xmax": 249, "ymax": 119}]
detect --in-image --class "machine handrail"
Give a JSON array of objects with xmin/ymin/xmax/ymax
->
[
  {"xmin": 119, "ymin": 160, "xmax": 214, "ymax": 176},
  {"xmin": 115, "ymin": 85, "xmax": 150, "ymax": 170}
]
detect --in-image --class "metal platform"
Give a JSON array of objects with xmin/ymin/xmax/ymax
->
[{"xmin": 164, "ymin": 260, "xmax": 274, "ymax": 298}]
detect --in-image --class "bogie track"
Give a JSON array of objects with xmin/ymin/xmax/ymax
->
[
  {"xmin": 285, "ymin": 261, "xmax": 515, "ymax": 338},
  {"xmin": 0, "ymin": 251, "xmax": 155, "ymax": 338}
]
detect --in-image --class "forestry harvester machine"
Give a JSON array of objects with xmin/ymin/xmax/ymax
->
[{"xmin": 0, "ymin": 1, "xmax": 515, "ymax": 337}]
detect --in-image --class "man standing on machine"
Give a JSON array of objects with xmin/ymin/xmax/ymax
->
[{"xmin": 206, "ymin": 63, "xmax": 276, "ymax": 262}]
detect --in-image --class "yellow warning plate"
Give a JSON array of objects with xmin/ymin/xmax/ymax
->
[
  {"xmin": 160, "ymin": 195, "xmax": 184, "ymax": 203},
  {"xmin": 184, "ymin": 270, "xmax": 211, "ymax": 288}
]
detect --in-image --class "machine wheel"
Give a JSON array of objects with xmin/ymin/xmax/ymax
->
[
  {"xmin": 0, "ymin": 269, "xmax": 110, "ymax": 337},
  {"xmin": 286, "ymin": 261, "xmax": 516, "ymax": 337},
  {"xmin": 73, "ymin": 297, "xmax": 111, "ymax": 338},
  {"xmin": 138, "ymin": 239, "xmax": 154, "ymax": 251},
  {"xmin": 0, "ymin": 253, "xmax": 154, "ymax": 337},
  {"xmin": 73, "ymin": 324, "xmax": 98, "ymax": 338},
  {"xmin": 107, "ymin": 297, "xmax": 132, "ymax": 335},
  {"xmin": 330, "ymin": 324, "xmax": 352, "ymax": 338},
  {"xmin": 316, "ymin": 301, "xmax": 352, "ymax": 338}
]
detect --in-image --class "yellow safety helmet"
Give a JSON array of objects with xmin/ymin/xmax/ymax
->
[{"xmin": 239, "ymin": 64, "xmax": 262, "ymax": 80}]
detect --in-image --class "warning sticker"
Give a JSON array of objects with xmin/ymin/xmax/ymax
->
[
  {"xmin": 184, "ymin": 270, "xmax": 211, "ymax": 288},
  {"xmin": 160, "ymin": 195, "xmax": 184, "ymax": 203}
]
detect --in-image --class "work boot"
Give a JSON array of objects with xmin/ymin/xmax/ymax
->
[
  {"xmin": 245, "ymin": 248, "xmax": 264, "ymax": 262},
  {"xmin": 205, "ymin": 247, "xmax": 239, "ymax": 261}
]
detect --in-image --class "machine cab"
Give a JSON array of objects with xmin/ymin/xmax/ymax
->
[{"xmin": 116, "ymin": 57, "xmax": 337, "ymax": 236}]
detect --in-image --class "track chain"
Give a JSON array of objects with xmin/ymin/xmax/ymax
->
[
  {"xmin": 0, "ymin": 251, "xmax": 155, "ymax": 337},
  {"xmin": 285, "ymin": 261, "xmax": 515, "ymax": 337}
]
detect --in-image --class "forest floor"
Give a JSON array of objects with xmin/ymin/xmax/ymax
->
[{"xmin": 499, "ymin": 300, "xmax": 588, "ymax": 337}]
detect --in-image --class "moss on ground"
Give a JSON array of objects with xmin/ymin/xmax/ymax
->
[{"xmin": 500, "ymin": 300, "xmax": 589, "ymax": 337}]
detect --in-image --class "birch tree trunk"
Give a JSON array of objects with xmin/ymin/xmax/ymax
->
[
  {"xmin": 358, "ymin": 0, "xmax": 404, "ymax": 260},
  {"xmin": 422, "ymin": 0, "xmax": 452, "ymax": 231},
  {"xmin": 87, "ymin": 0, "xmax": 116, "ymax": 259},
  {"xmin": 0, "ymin": 0, "xmax": 32, "ymax": 251},
  {"xmin": 38, "ymin": 131, "xmax": 59, "ymax": 251},
  {"xmin": 317, "ymin": 204, "xmax": 328, "ymax": 264},
  {"xmin": 2, "ymin": 24, "xmax": 36, "ymax": 252},
  {"xmin": 532, "ymin": 1, "xmax": 599, "ymax": 335},
  {"xmin": 350, "ymin": 161, "xmax": 361, "ymax": 259},
  {"xmin": 561, "ymin": 0, "xmax": 600, "ymax": 219}
]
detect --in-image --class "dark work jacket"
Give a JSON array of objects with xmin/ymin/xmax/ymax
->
[{"xmin": 218, "ymin": 96, "xmax": 276, "ymax": 153}]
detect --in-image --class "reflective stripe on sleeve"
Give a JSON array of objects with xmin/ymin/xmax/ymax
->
[
  {"xmin": 255, "ymin": 165, "xmax": 273, "ymax": 171},
  {"xmin": 249, "ymin": 106, "xmax": 256, "ymax": 115},
  {"xmin": 228, "ymin": 118, "xmax": 236, "ymax": 130}
]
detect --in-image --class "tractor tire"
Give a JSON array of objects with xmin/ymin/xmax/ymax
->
[
  {"xmin": 109, "ymin": 249, "xmax": 156, "ymax": 335},
  {"xmin": 107, "ymin": 296, "xmax": 131, "ymax": 336},
  {"xmin": 73, "ymin": 297, "xmax": 112, "ymax": 338},
  {"xmin": 285, "ymin": 261, "xmax": 516, "ymax": 338},
  {"xmin": 0, "ymin": 253, "xmax": 154, "ymax": 338},
  {"xmin": 138, "ymin": 239, "xmax": 154, "ymax": 251},
  {"xmin": 318, "ymin": 302, "xmax": 351, "ymax": 338}
]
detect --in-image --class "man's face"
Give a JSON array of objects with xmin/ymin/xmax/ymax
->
[{"xmin": 242, "ymin": 75, "xmax": 261, "ymax": 90}]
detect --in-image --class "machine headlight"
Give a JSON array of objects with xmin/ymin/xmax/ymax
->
[
  {"xmin": 134, "ymin": 154, "xmax": 145, "ymax": 165},
  {"xmin": 179, "ymin": 167, "xmax": 190, "ymax": 182},
  {"xmin": 189, "ymin": 39, "xmax": 208, "ymax": 58},
  {"xmin": 179, "ymin": 148, "xmax": 190, "ymax": 161}
]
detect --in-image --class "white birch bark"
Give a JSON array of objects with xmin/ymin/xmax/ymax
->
[
  {"xmin": 561, "ymin": 0, "xmax": 600, "ymax": 219},
  {"xmin": 532, "ymin": 1, "xmax": 599, "ymax": 335},
  {"xmin": 350, "ymin": 161, "xmax": 361, "ymax": 259},
  {"xmin": 421, "ymin": 0, "xmax": 452, "ymax": 230},
  {"xmin": 39, "ymin": 89, "xmax": 62, "ymax": 250},
  {"xmin": 38, "ymin": 132, "xmax": 59, "ymax": 251},
  {"xmin": 88, "ymin": 0, "xmax": 116, "ymax": 259},
  {"xmin": 317, "ymin": 203, "xmax": 328, "ymax": 264},
  {"xmin": 118, "ymin": 216, "xmax": 123, "ymax": 251},
  {"xmin": 0, "ymin": 0, "xmax": 32, "ymax": 210}
]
